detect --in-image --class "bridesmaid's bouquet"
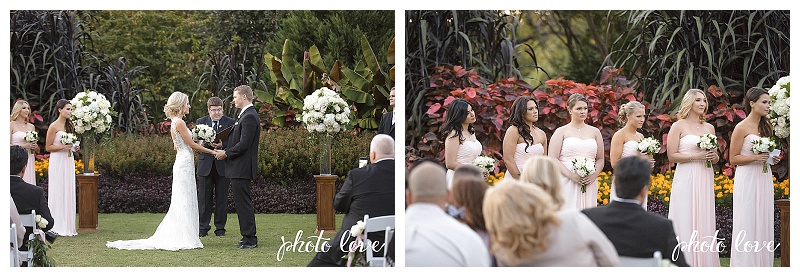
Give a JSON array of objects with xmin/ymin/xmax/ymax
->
[
  {"xmin": 751, "ymin": 137, "xmax": 777, "ymax": 173},
  {"xmin": 572, "ymin": 157, "xmax": 596, "ymax": 193},
  {"xmin": 697, "ymin": 134, "xmax": 719, "ymax": 168},
  {"xmin": 637, "ymin": 136, "xmax": 661, "ymax": 156},
  {"xmin": 60, "ymin": 133, "xmax": 78, "ymax": 157},
  {"xmin": 191, "ymin": 124, "xmax": 216, "ymax": 143},
  {"xmin": 473, "ymin": 155, "xmax": 497, "ymax": 173},
  {"xmin": 24, "ymin": 130, "xmax": 39, "ymax": 154}
]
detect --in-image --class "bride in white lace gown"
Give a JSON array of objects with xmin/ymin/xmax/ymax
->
[{"xmin": 107, "ymin": 92, "xmax": 217, "ymax": 251}]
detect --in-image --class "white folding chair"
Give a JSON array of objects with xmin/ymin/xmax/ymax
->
[
  {"xmin": 18, "ymin": 210, "xmax": 37, "ymax": 267},
  {"xmin": 10, "ymin": 223, "xmax": 20, "ymax": 267},
  {"xmin": 362, "ymin": 214, "xmax": 395, "ymax": 267},
  {"xmin": 618, "ymin": 251, "xmax": 662, "ymax": 267}
]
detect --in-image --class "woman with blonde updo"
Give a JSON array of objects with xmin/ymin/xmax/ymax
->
[
  {"xmin": 107, "ymin": 92, "xmax": 217, "ymax": 251},
  {"xmin": 608, "ymin": 101, "xmax": 652, "ymax": 209},
  {"xmin": 10, "ymin": 100, "xmax": 39, "ymax": 185},
  {"xmin": 483, "ymin": 178, "xmax": 618, "ymax": 266},
  {"xmin": 665, "ymin": 88, "xmax": 720, "ymax": 267}
]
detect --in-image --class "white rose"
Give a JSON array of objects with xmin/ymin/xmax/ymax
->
[{"xmin": 88, "ymin": 90, "xmax": 98, "ymax": 98}]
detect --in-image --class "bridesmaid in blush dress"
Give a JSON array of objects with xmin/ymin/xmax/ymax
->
[
  {"xmin": 45, "ymin": 99, "xmax": 79, "ymax": 236},
  {"xmin": 548, "ymin": 94, "xmax": 604, "ymax": 211},
  {"xmin": 10, "ymin": 100, "xmax": 40, "ymax": 185},
  {"xmin": 608, "ymin": 101, "xmax": 653, "ymax": 209},
  {"xmin": 442, "ymin": 98, "xmax": 482, "ymax": 189},
  {"xmin": 666, "ymin": 89, "xmax": 720, "ymax": 267},
  {"xmin": 729, "ymin": 87, "xmax": 782, "ymax": 266},
  {"xmin": 502, "ymin": 96, "xmax": 547, "ymax": 180}
]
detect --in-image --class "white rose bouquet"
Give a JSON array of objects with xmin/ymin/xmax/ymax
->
[
  {"xmin": 473, "ymin": 155, "xmax": 496, "ymax": 173},
  {"xmin": 35, "ymin": 214, "xmax": 49, "ymax": 229},
  {"xmin": 300, "ymin": 87, "xmax": 351, "ymax": 134},
  {"xmin": 349, "ymin": 220, "xmax": 366, "ymax": 237},
  {"xmin": 24, "ymin": 130, "xmax": 39, "ymax": 154},
  {"xmin": 191, "ymin": 124, "xmax": 216, "ymax": 143},
  {"xmin": 697, "ymin": 134, "xmax": 719, "ymax": 168},
  {"xmin": 60, "ymin": 133, "xmax": 79, "ymax": 157},
  {"xmin": 572, "ymin": 157, "xmax": 596, "ymax": 193},
  {"xmin": 751, "ymin": 137, "xmax": 777, "ymax": 173},
  {"xmin": 637, "ymin": 136, "xmax": 661, "ymax": 156},
  {"xmin": 768, "ymin": 76, "xmax": 790, "ymax": 139},
  {"xmin": 70, "ymin": 90, "xmax": 116, "ymax": 136}
]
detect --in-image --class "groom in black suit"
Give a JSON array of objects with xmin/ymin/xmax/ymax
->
[
  {"xmin": 307, "ymin": 134, "xmax": 396, "ymax": 266},
  {"xmin": 582, "ymin": 156, "xmax": 689, "ymax": 267},
  {"xmin": 377, "ymin": 87, "xmax": 395, "ymax": 139},
  {"xmin": 214, "ymin": 85, "xmax": 259, "ymax": 249},
  {"xmin": 196, "ymin": 97, "xmax": 235, "ymax": 237},
  {"xmin": 9, "ymin": 145, "xmax": 55, "ymax": 250}
]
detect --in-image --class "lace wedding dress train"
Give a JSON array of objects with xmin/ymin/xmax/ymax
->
[{"xmin": 107, "ymin": 118, "xmax": 203, "ymax": 251}]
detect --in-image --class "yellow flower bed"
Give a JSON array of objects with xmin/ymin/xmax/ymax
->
[
  {"xmin": 489, "ymin": 169, "xmax": 789, "ymax": 207},
  {"xmin": 34, "ymin": 157, "xmax": 87, "ymax": 179}
]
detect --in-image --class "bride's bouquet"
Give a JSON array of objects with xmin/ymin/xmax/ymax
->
[
  {"xmin": 70, "ymin": 90, "xmax": 116, "ymax": 136},
  {"xmin": 637, "ymin": 136, "xmax": 661, "ymax": 156},
  {"xmin": 768, "ymin": 76, "xmax": 789, "ymax": 139},
  {"xmin": 300, "ymin": 87, "xmax": 351, "ymax": 134},
  {"xmin": 191, "ymin": 124, "xmax": 216, "ymax": 143},
  {"xmin": 697, "ymin": 134, "xmax": 718, "ymax": 168},
  {"xmin": 60, "ymin": 133, "xmax": 79, "ymax": 157},
  {"xmin": 751, "ymin": 137, "xmax": 777, "ymax": 173},
  {"xmin": 572, "ymin": 157, "xmax": 595, "ymax": 193},
  {"xmin": 473, "ymin": 155, "xmax": 496, "ymax": 173},
  {"xmin": 24, "ymin": 130, "xmax": 39, "ymax": 154}
]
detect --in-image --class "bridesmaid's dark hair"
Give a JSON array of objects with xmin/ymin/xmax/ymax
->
[
  {"xmin": 441, "ymin": 98, "xmax": 475, "ymax": 144},
  {"xmin": 509, "ymin": 96, "xmax": 537, "ymax": 152},
  {"xmin": 55, "ymin": 99, "xmax": 75, "ymax": 134},
  {"xmin": 744, "ymin": 87, "xmax": 774, "ymax": 137}
]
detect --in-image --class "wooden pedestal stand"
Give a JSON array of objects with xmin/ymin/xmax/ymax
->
[
  {"xmin": 314, "ymin": 175, "xmax": 337, "ymax": 235},
  {"xmin": 76, "ymin": 174, "xmax": 99, "ymax": 233},
  {"xmin": 777, "ymin": 199, "xmax": 790, "ymax": 267}
]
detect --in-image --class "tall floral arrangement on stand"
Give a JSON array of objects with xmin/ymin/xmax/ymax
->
[
  {"xmin": 768, "ymin": 76, "xmax": 790, "ymax": 139},
  {"xmin": 299, "ymin": 87, "xmax": 352, "ymax": 175},
  {"xmin": 70, "ymin": 90, "xmax": 117, "ymax": 174}
]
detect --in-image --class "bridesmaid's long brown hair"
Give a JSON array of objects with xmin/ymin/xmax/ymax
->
[{"xmin": 55, "ymin": 99, "xmax": 75, "ymax": 134}]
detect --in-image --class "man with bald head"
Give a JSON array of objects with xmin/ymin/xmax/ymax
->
[
  {"xmin": 405, "ymin": 161, "xmax": 491, "ymax": 266},
  {"xmin": 307, "ymin": 134, "xmax": 395, "ymax": 266}
]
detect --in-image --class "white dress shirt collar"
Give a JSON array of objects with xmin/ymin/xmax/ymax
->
[{"xmin": 238, "ymin": 103, "xmax": 254, "ymax": 118}]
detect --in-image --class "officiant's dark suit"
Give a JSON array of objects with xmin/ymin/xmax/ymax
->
[
  {"xmin": 582, "ymin": 156, "xmax": 689, "ymax": 267},
  {"xmin": 220, "ymin": 85, "xmax": 260, "ymax": 248},
  {"xmin": 308, "ymin": 134, "xmax": 396, "ymax": 266},
  {"xmin": 196, "ymin": 100, "xmax": 235, "ymax": 237},
  {"xmin": 9, "ymin": 145, "xmax": 54, "ymax": 250}
]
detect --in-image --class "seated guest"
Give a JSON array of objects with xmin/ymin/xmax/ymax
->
[
  {"xmin": 9, "ymin": 145, "xmax": 55, "ymax": 250},
  {"xmin": 450, "ymin": 177, "xmax": 490, "ymax": 246},
  {"xmin": 10, "ymin": 196, "xmax": 25, "ymax": 266},
  {"xmin": 406, "ymin": 161, "xmax": 491, "ymax": 266},
  {"xmin": 445, "ymin": 164, "xmax": 484, "ymax": 217},
  {"xmin": 483, "ymin": 178, "xmax": 619, "ymax": 266},
  {"xmin": 520, "ymin": 156, "xmax": 566, "ymax": 209},
  {"xmin": 582, "ymin": 156, "xmax": 689, "ymax": 267},
  {"xmin": 307, "ymin": 134, "xmax": 395, "ymax": 267}
]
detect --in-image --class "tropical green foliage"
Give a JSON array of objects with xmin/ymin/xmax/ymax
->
[{"xmin": 607, "ymin": 10, "xmax": 790, "ymax": 110}]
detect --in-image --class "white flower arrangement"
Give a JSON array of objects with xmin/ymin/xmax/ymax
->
[
  {"xmin": 349, "ymin": 220, "xmax": 366, "ymax": 237},
  {"xmin": 751, "ymin": 137, "xmax": 777, "ymax": 173},
  {"xmin": 300, "ymin": 87, "xmax": 351, "ymax": 134},
  {"xmin": 191, "ymin": 124, "xmax": 216, "ymax": 143},
  {"xmin": 473, "ymin": 155, "xmax": 496, "ymax": 173},
  {"xmin": 637, "ymin": 136, "xmax": 661, "ymax": 156},
  {"xmin": 35, "ymin": 215, "xmax": 49, "ymax": 229},
  {"xmin": 572, "ymin": 157, "xmax": 596, "ymax": 193},
  {"xmin": 768, "ymin": 76, "xmax": 790, "ymax": 139},
  {"xmin": 25, "ymin": 130, "xmax": 39, "ymax": 154},
  {"xmin": 60, "ymin": 132, "xmax": 79, "ymax": 157},
  {"xmin": 697, "ymin": 134, "xmax": 719, "ymax": 168},
  {"xmin": 70, "ymin": 90, "xmax": 116, "ymax": 136}
]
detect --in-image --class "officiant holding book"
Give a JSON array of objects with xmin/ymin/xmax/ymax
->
[{"xmin": 196, "ymin": 96, "xmax": 235, "ymax": 237}]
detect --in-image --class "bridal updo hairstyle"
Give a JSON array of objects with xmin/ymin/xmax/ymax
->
[
  {"xmin": 11, "ymin": 99, "xmax": 31, "ymax": 121},
  {"xmin": 509, "ymin": 96, "xmax": 538, "ymax": 151},
  {"xmin": 520, "ymin": 156, "xmax": 565, "ymax": 209},
  {"xmin": 618, "ymin": 100, "xmax": 645, "ymax": 126},
  {"xmin": 676, "ymin": 89, "xmax": 707, "ymax": 121},
  {"xmin": 744, "ymin": 87, "xmax": 774, "ymax": 138},
  {"xmin": 441, "ymin": 98, "xmax": 475, "ymax": 143},
  {"xmin": 55, "ymin": 99, "xmax": 75, "ymax": 133},
  {"xmin": 164, "ymin": 91, "xmax": 189, "ymax": 118},
  {"xmin": 483, "ymin": 178, "xmax": 560, "ymax": 266}
]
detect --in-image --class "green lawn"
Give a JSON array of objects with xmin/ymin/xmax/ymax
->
[
  {"xmin": 719, "ymin": 258, "xmax": 781, "ymax": 267},
  {"xmin": 47, "ymin": 213, "xmax": 343, "ymax": 267}
]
